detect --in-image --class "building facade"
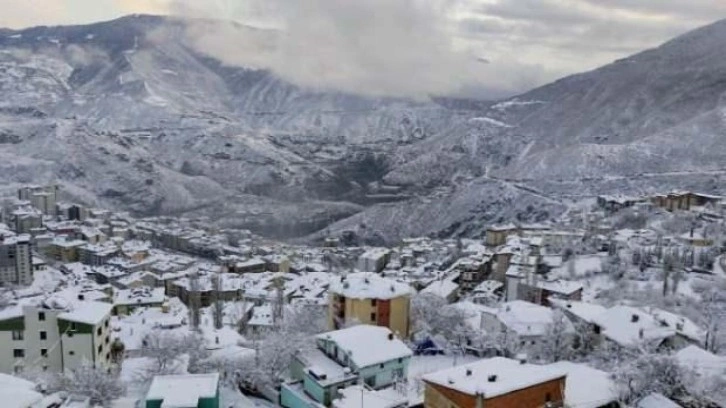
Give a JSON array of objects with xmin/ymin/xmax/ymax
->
[
  {"xmin": 0, "ymin": 234, "xmax": 33, "ymax": 286},
  {"xmin": 328, "ymin": 273, "xmax": 412, "ymax": 338},
  {"xmin": 0, "ymin": 299, "xmax": 113, "ymax": 374}
]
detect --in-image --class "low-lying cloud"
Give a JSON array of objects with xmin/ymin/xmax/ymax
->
[{"xmin": 167, "ymin": 0, "xmax": 549, "ymax": 99}]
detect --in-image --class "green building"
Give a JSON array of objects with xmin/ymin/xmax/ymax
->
[{"xmin": 145, "ymin": 373, "xmax": 220, "ymax": 408}]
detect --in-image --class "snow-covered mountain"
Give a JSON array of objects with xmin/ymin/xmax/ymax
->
[{"xmin": 1, "ymin": 15, "xmax": 725, "ymax": 243}]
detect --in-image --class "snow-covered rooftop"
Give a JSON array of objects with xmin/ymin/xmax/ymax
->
[
  {"xmin": 316, "ymin": 325, "xmax": 412, "ymax": 369},
  {"xmin": 592, "ymin": 305, "xmax": 676, "ymax": 348},
  {"xmin": 422, "ymin": 357, "xmax": 566, "ymax": 398},
  {"xmin": 333, "ymin": 385, "xmax": 406, "ymax": 408},
  {"xmin": 497, "ymin": 301, "xmax": 569, "ymax": 337},
  {"xmin": 58, "ymin": 301, "xmax": 112, "ymax": 325},
  {"xmin": 329, "ymin": 272, "xmax": 412, "ymax": 300},
  {"xmin": 548, "ymin": 361, "xmax": 617, "ymax": 408},
  {"xmin": 146, "ymin": 373, "xmax": 220, "ymax": 406}
]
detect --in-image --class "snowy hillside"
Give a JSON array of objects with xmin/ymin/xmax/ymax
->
[{"xmin": 1, "ymin": 15, "xmax": 726, "ymax": 243}]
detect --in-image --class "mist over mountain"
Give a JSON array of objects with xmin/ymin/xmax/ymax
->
[{"xmin": 1, "ymin": 15, "xmax": 725, "ymax": 243}]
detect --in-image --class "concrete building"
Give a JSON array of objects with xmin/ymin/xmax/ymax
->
[
  {"xmin": 18, "ymin": 185, "xmax": 59, "ymax": 216},
  {"xmin": 422, "ymin": 357, "xmax": 567, "ymax": 408},
  {"xmin": 357, "ymin": 248, "xmax": 391, "ymax": 273},
  {"xmin": 0, "ymin": 234, "xmax": 33, "ymax": 286},
  {"xmin": 328, "ymin": 272, "xmax": 412, "ymax": 338},
  {"xmin": 0, "ymin": 297, "xmax": 113, "ymax": 374}
]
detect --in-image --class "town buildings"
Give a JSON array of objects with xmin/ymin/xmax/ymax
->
[{"xmin": 145, "ymin": 373, "xmax": 220, "ymax": 408}]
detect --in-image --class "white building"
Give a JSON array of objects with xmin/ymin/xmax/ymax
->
[{"xmin": 0, "ymin": 297, "xmax": 113, "ymax": 374}]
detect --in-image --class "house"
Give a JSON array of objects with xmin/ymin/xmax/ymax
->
[
  {"xmin": 486, "ymin": 224, "xmax": 519, "ymax": 247},
  {"xmin": 145, "ymin": 373, "xmax": 220, "ymax": 408},
  {"xmin": 597, "ymin": 195, "xmax": 642, "ymax": 214},
  {"xmin": 420, "ymin": 277, "xmax": 459, "ymax": 303},
  {"xmin": 422, "ymin": 357, "xmax": 567, "ymax": 408},
  {"xmin": 0, "ymin": 373, "xmax": 43, "ymax": 408},
  {"xmin": 357, "ymin": 248, "xmax": 391, "ymax": 273},
  {"xmin": 548, "ymin": 362, "xmax": 618, "ymax": 408},
  {"xmin": 454, "ymin": 256, "xmax": 492, "ymax": 293},
  {"xmin": 282, "ymin": 325, "xmax": 412, "ymax": 408},
  {"xmin": 332, "ymin": 385, "xmax": 407, "ymax": 408},
  {"xmin": 113, "ymin": 287, "xmax": 166, "ymax": 316},
  {"xmin": 591, "ymin": 305, "xmax": 678, "ymax": 350},
  {"xmin": 328, "ymin": 272, "xmax": 413, "ymax": 338},
  {"xmin": 480, "ymin": 301, "xmax": 573, "ymax": 347},
  {"xmin": 505, "ymin": 277, "xmax": 583, "ymax": 307},
  {"xmin": 636, "ymin": 393, "xmax": 683, "ymax": 408},
  {"xmin": 0, "ymin": 297, "xmax": 113, "ymax": 374}
]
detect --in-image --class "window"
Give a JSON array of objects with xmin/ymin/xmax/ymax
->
[
  {"xmin": 393, "ymin": 368, "xmax": 404, "ymax": 379},
  {"xmin": 371, "ymin": 299, "xmax": 377, "ymax": 307},
  {"xmin": 370, "ymin": 313, "xmax": 376, "ymax": 321},
  {"xmin": 379, "ymin": 363, "xmax": 384, "ymax": 368},
  {"xmin": 38, "ymin": 312, "xmax": 45, "ymax": 321},
  {"xmin": 97, "ymin": 327, "xmax": 102, "ymax": 336},
  {"xmin": 545, "ymin": 393, "xmax": 552, "ymax": 402},
  {"xmin": 41, "ymin": 349, "xmax": 47, "ymax": 357},
  {"xmin": 105, "ymin": 320, "xmax": 109, "ymax": 328},
  {"xmin": 11, "ymin": 330, "xmax": 23, "ymax": 341},
  {"xmin": 69, "ymin": 351, "xmax": 75, "ymax": 356},
  {"xmin": 13, "ymin": 349, "xmax": 24, "ymax": 358},
  {"xmin": 70, "ymin": 323, "xmax": 77, "ymax": 331},
  {"xmin": 39, "ymin": 331, "xmax": 47, "ymax": 341},
  {"xmin": 98, "ymin": 345, "xmax": 103, "ymax": 353}
]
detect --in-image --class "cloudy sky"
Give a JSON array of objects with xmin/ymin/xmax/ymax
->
[{"xmin": 1, "ymin": 0, "xmax": 725, "ymax": 98}]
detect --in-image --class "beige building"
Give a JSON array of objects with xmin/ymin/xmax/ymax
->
[
  {"xmin": 328, "ymin": 272, "xmax": 412, "ymax": 338},
  {"xmin": 18, "ymin": 185, "xmax": 59, "ymax": 216},
  {"xmin": 0, "ymin": 298, "xmax": 113, "ymax": 374}
]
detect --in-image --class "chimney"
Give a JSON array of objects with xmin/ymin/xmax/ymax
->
[
  {"xmin": 631, "ymin": 314, "xmax": 639, "ymax": 323},
  {"xmin": 466, "ymin": 369, "xmax": 473, "ymax": 376},
  {"xmin": 77, "ymin": 294, "xmax": 85, "ymax": 301},
  {"xmin": 388, "ymin": 333, "xmax": 394, "ymax": 341},
  {"xmin": 487, "ymin": 375, "xmax": 497, "ymax": 382}
]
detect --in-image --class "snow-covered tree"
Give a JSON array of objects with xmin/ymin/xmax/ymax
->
[
  {"xmin": 139, "ymin": 330, "xmax": 208, "ymax": 378},
  {"xmin": 531, "ymin": 310, "xmax": 575, "ymax": 363},
  {"xmin": 46, "ymin": 363, "xmax": 125, "ymax": 408},
  {"xmin": 615, "ymin": 353, "xmax": 691, "ymax": 405},
  {"xmin": 411, "ymin": 293, "xmax": 470, "ymax": 352}
]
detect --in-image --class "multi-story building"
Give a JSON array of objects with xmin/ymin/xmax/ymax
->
[
  {"xmin": 11, "ymin": 207, "xmax": 43, "ymax": 235},
  {"xmin": 18, "ymin": 185, "xmax": 59, "ymax": 216},
  {"xmin": 328, "ymin": 272, "xmax": 412, "ymax": 338},
  {"xmin": 0, "ymin": 234, "xmax": 33, "ymax": 286},
  {"xmin": 0, "ymin": 297, "xmax": 113, "ymax": 374},
  {"xmin": 282, "ymin": 325, "xmax": 412, "ymax": 407}
]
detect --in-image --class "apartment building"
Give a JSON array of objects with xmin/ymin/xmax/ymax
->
[
  {"xmin": 18, "ymin": 185, "xmax": 59, "ymax": 216},
  {"xmin": 0, "ymin": 297, "xmax": 113, "ymax": 374},
  {"xmin": 0, "ymin": 234, "xmax": 33, "ymax": 286},
  {"xmin": 328, "ymin": 272, "xmax": 413, "ymax": 338}
]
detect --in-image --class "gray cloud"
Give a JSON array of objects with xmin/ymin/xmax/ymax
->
[
  {"xmin": 1, "ymin": 0, "xmax": 725, "ymax": 99},
  {"xmin": 166, "ymin": 0, "xmax": 552, "ymax": 99}
]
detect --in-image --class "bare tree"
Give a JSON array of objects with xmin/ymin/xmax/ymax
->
[
  {"xmin": 211, "ymin": 274, "xmax": 224, "ymax": 330},
  {"xmin": 411, "ymin": 293, "xmax": 470, "ymax": 352},
  {"xmin": 187, "ymin": 273, "xmax": 201, "ymax": 331},
  {"xmin": 46, "ymin": 363, "xmax": 125, "ymax": 408},
  {"xmin": 532, "ymin": 310, "xmax": 575, "ymax": 363}
]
